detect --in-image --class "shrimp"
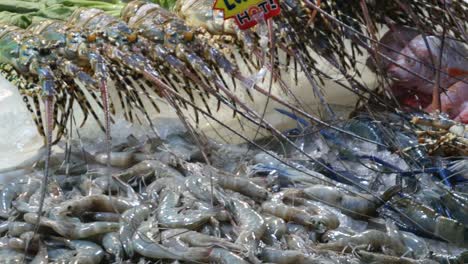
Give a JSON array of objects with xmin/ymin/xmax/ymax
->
[
  {"xmin": 321, "ymin": 228, "xmax": 355, "ymax": 243},
  {"xmin": 132, "ymin": 218, "xmax": 211, "ymax": 262},
  {"xmin": 209, "ymin": 248, "xmax": 249, "ymax": 264},
  {"xmin": 102, "ymin": 232, "xmax": 123, "ymax": 260},
  {"xmin": 146, "ymin": 176, "xmax": 186, "ymax": 197},
  {"xmin": 393, "ymin": 197, "xmax": 467, "ymax": 246},
  {"xmin": 156, "ymin": 189, "xmax": 215, "ymax": 229},
  {"xmin": 47, "ymin": 248, "xmax": 76, "ymax": 263},
  {"xmin": 260, "ymin": 248, "xmax": 308, "ymax": 264},
  {"xmin": 222, "ymin": 197, "xmax": 265, "ymax": 263},
  {"xmin": 355, "ymin": 250, "xmax": 439, "ymax": 264},
  {"xmin": 285, "ymin": 234, "xmax": 308, "ymax": 252},
  {"xmin": 94, "ymin": 151, "xmax": 136, "ymax": 169},
  {"xmin": 23, "ymin": 213, "xmax": 120, "ymax": 239},
  {"xmin": 302, "ymin": 185, "xmax": 400, "ymax": 220},
  {"xmin": 0, "ymin": 177, "xmax": 41, "ymax": 218},
  {"xmin": 253, "ymin": 153, "xmax": 333, "ymax": 187},
  {"xmin": 281, "ymin": 189, "xmax": 340, "ymax": 230},
  {"xmin": 119, "ymin": 204, "xmax": 152, "ymax": 258},
  {"xmin": 316, "ymin": 229, "xmax": 407, "ymax": 256},
  {"xmin": 0, "ymin": 248, "xmax": 25, "ymax": 263},
  {"xmin": 0, "ymin": 237, "xmax": 26, "ymax": 251},
  {"xmin": 82, "ymin": 212, "xmax": 120, "ymax": 222},
  {"xmin": 262, "ymin": 191, "xmax": 338, "ymax": 233},
  {"xmin": 262, "ymin": 215, "xmax": 287, "ymax": 245},
  {"xmin": 50, "ymin": 195, "xmax": 139, "ymax": 218},
  {"xmin": 213, "ymin": 168, "xmax": 269, "ymax": 201},
  {"xmin": 439, "ymin": 190, "xmax": 468, "ymax": 226},
  {"xmin": 161, "ymin": 229, "xmax": 245, "ymax": 252},
  {"xmin": 184, "ymin": 173, "xmax": 219, "ymax": 204},
  {"xmin": 116, "ymin": 159, "xmax": 184, "ymax": 182},
  {"xmin": 262, "ymin": 201, "xmax": 332, "ymax": 234},
  {"xmin": 68, "ymin": 240, "xmax": 104, "ymax": 264},
  {"xmin": 7, "ymin": 222, "xmax": 34, "ymax": 237}
]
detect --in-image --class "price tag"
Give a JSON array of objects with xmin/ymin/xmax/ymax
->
[{"xmin": 213, "ymin": 0, "xmax": 281, "ymax": 30}]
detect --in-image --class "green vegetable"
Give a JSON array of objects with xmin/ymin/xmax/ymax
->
[{"xmin": 0, "ymin": 0, "xmax": 179, "ymax": 28}]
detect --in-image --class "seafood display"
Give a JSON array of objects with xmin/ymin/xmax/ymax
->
[
  {"xmin": 0, "ymin": 0, "xmax": 467, "ymax": 263},
  {"xmin": 0, "ymin": 116, "xmax": 466, "ymax": 263}
]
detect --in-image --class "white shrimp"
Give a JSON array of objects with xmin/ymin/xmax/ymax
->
[
  {"xmin": 102, "ymin": 232, "xmax": 124, "ymax": 260},
  {"xmin": 132, "ymin": 218, "xmax": 211, "ymax": 262},
  {"xmin": 119, "ymin": 203, "xmax": 152, "ymax": 258},
  {"xmin": 24, "ymin": 213, "xmax": 120, "ymax": 239},
  {"xmin": 161, "ymin": 228, "xmax": 245, "ymax": 252},
  {"xmin": 156, "ymin": 189, "xmax": 215, "ymax": 229}
]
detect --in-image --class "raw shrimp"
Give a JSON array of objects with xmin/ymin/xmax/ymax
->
[
  {"xmin": 321, "ymin": 228, "xmax": 355, "ymax": 243},
  {"xmin": 262, "ymin": 214, "xmax": 287, "ymax": 245},
  {"xmin": 302, "ymin": 185, "xmax": 399, "ymax": 219},
  {"xmin": 281, "ymin": 189, "xmax": 340, "ymax": 230},
  {"xmin": 204, "ymin": 171, "xmax": 268, "ymax": 202},
  {"xmin": 393, "ymin": 197, "xmax": 467, "ymax": 246},
  {"xmin": 214, "ymin": 169, "xmax": 269, "ymax": 201},
  {"xmin": 7, "ymin": 222, "xmax": 34, "ymax": 237},
  {"xmin": 94, "ymin": 151, "xmax": 136, "ymax": 168},
  {"xmin": 262, "ymin": 201, "xmax": 329, "ymax": 232},
  {"xmin": 146, "ymin": 176, "xmax": 186, "ymax": 197},
  {"xmin": 47, "ymin": 248, "xmax": 76, "ymax": 263},
  {"xmin": 253, "ymin": 153, "xmax": 334, "ymax": 187},
  {"xmin": 82, "ymin": 212, "xmax": 120, "ymax": 222},
  {"xmin": 50, "ymin": 195, "xmax": 139, "ymax": 218},
  {"xmin": 156, "ymin": 189, "xmax": 214, "ymax": 229},
  {"xmin": 119, "ymin": 204, "xmax": 152, "ymax": 258},
  {"xmin": 355, "ymin": 250, "xmax": 438, "ymax": 264},
  {"xmin": 0, "ymin": 248, "xmax": 25, "ymax": 263},
  {"xmin": 24, "ymin": 213, "xmax": 120, "ymax": 239},
  {"xmin": 262, "ymin": 190, "xmax": 339, "ymax": 233},
  {"xmin": 102, "ymin": 232, "xmax": 123, "ymax": 260},
  {"xmin": 260, "ymin": 248, "xmax": 308, "ymax": 264},
  {"xmin": 68, "ymin": 240, "xmax": 104, "ymax": 264},
  {"xmin": 0, "ymin": 178, "xmax": 40, "ymax": 218},
  {"xmin": 316, "ymin": 229, "xmax": 407, "ymax": 256},
  {"xmin": 223, "ymin": 197, "xmax": 265, "ymax": 263},
  {"xmin": 285, "ymin": 234, "xmax": 308, "ymax": 252},
  {"xmin": 116, "ymin": 159, "xmax": 184, "ymax": 182},
  {"xmin": 132, "ymin": 218, "xmax": 211, "ymax": 262},
  {"xmin": 208, "ymin": 248, "xmax": 249, "ymax": 264},
  {"xmin": 161, "ymin": 228, "xmax": 245, "ymax": 252}
]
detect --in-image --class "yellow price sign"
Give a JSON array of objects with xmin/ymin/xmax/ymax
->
[
  {"xmin": 213, "ymin": 0, "xmax": 281, "ymax": 30},
  {"xmin": 213, "ymin": 0, "xmax": 265, "ymax": 18}
]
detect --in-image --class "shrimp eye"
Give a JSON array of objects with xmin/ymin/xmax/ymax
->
[
  {"xmin": 87, "ymin": 34, "xmax": 97, "ymax": 42},
  {"xmin": 127, "ymin": 33, "xmax": 138, "ymax": 43},
  {"xmin": 183, "ymin": 31, "xmax": 194, "ymax": 41}
]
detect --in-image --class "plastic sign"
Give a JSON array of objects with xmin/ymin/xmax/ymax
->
[{"xmin": 213, "ymin": 0, "xmax": 281, "ymax": 30}]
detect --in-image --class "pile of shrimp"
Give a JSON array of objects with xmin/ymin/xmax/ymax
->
[
  {"xmin": 0, "ymin": 114, "xmax": 466, "ymax": 264},
  {"xmin": 0, "ymin": 0, "xmax": 467, "ymax": 263}
]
